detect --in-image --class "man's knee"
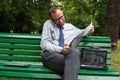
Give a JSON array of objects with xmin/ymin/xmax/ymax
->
[
  {"xmin": 64, "ymin": 48, "xmax": 80, "ymax": 57},
  {"xmin": 70, "ymin": 48, "xmax": 80, "ymax": 54}
]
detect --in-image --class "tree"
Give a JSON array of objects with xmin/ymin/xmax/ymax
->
[
  {"xmin": 103, "ymin": 0, "xmax": 120, "ymax": 50},
  {"xmin": 52, "ymin": 0, "xmax": 108, "ymax": 36},
  {"xmin": 0, "ymin": 0, "xmax": 51, "ymax": 33}
]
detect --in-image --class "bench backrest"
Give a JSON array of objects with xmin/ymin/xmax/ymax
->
[{"xmin": 0, "ymin": 33, "xmax": 111, "ymax": 67}]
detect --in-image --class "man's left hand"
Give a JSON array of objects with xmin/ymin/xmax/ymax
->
[{"xmin": 89, "ymin": 26, "xmax": 94, "ymax": 34}]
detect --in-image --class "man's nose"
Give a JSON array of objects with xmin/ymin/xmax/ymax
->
[{"xmin": 59, "ymin": 18, "xmax": 63, "ymax": 23}]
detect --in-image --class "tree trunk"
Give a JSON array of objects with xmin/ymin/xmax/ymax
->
[{"xmin": 103, "ymin": 0, "xmax": 120, "ymax": 51}]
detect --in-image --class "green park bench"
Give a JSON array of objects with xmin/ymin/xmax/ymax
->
[{"xmin": 0, "ymin": 32, "xmax": 119, "ymax": 80}]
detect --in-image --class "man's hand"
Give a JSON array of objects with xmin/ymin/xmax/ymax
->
[
  {"xmin": 89, "ymin": 26, "xmax": 94, "ymax": 34},
  {"xmin": 61, "ymin": 44, "xmax": 70, "ymax": 54}
]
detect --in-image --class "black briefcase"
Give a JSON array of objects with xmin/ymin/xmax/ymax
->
[{"xmin": 80, "ymin": 47, "xmax": 107, "ymax": 70}]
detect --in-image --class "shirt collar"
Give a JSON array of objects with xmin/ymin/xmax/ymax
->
[{"xmin": 50, "ymin": 19, "xmax": 57, "ymax": 27}]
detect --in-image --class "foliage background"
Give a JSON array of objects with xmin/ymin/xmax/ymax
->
[
  {"xmin": 59, "ymin": 0, "xmax": 108, "ymax": 36},
  {"xmin": 0, "ymin": 0, "xmax": 51, "ymax": 33},
  {"xmin": 0, "ymin": 0, "xmax": 108, "ymax": 35}
]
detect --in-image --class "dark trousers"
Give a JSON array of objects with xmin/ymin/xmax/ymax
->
[
  {"xmin": 41, "ymin": 48, "xmax": 80, "ymax": 80},
  {"xmin": 42, "ymin": 35, "xmax": 83, "ymax": 80}
]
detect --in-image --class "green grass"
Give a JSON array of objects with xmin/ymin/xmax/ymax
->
[{"xmin": 112, "ymin": 40, "xmax": 120, "ymax": 74}]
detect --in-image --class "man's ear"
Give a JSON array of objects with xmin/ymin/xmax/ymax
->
[
  {"xmin": 49, "ymin": 13, "xmax": 54, "ymax": 21},
  {"xmin": 49, "ymin": 13, "xmax": 58, "ymax": 26},
  {"xmin": 49, "ymin": 13, "xmax": 54, "ymax": 20}
]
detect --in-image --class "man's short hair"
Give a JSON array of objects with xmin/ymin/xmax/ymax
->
[{"xmin": 48, "ymin": 6, "xmax": 61, "ymax": 18}]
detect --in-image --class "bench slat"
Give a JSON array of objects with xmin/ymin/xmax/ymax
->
[
  {"xmin": 82, "ymin": 36, "xmax": 111, "ymax": 42},
  {"xmin": 0, "ymin": 71, "xmax": 119, "ymax": 80},
  {"xmin": 0, "ymin": 44, "xmax": 41, "ymax": 50},
  {"xmin": 0, "ymin": 71, "xmax": 61, "ymax": 79},
  {"xmin": 0, "ymin": 65, "xmax": 119, "ymax": 76},
  {"xmin": 0, "ymin": 49, "xmax": 111, "ymax": 57},
  {"xmin": 0, "ymin": 50, "xmax": 41, "ymax": 56},
  {"xmin": 0, "ymin": 33, "xmax": 41, "ymax": 39},
  {"xmin": 0, "ymin": 56, "xmax": 111, "ymax": 65},
  {"xmin": 0, "ymin": 38, "xmax": 40, "ymax": 44},
  {"xmin": 0, "ymin": 56, "xmax": 41, "ymax": 62},
  {"xmin": 79, "ymin": 42, "xmax": 111, "ymax": 47}
]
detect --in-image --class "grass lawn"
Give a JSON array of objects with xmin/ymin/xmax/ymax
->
[{"xmin": 112, "ymin": 40, "xmax": 120, "ymax": 74}]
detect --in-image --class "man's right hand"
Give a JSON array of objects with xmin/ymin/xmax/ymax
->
[{"xmin": 61, "ymin": 44, "xmax": 70, "ymax": 54}]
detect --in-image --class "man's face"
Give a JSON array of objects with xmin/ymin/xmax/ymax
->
[{"xmin": 51, "ymin": 9, "xmax": 65, "ymax": 26}]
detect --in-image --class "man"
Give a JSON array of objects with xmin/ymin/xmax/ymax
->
[{"xmin": 41, "ymin": 6, "xmax": 94, "ymax": 80}]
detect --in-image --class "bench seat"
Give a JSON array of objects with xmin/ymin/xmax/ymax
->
[
  {"xmin": 0, "ymin": 33, "xmax": 119, "ymax": 80},
  {"xmin": 0, "ymin": 65, "xmax": 119, "ymax": 80}
]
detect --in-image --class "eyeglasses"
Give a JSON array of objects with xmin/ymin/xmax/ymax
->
[{"xmin": 54, "ymin": 15, "xmax": 64, "ymax": 23}]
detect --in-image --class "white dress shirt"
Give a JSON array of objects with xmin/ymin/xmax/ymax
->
[{"xmin": 41, "ymin": 19, "xmax": 92, "ymax": 53}]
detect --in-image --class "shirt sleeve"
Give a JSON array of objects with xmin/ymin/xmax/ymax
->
[
  {"xmin": 40, "ymin": 20, "xmax": 62, "ymax": 53},
  {"xmin": 82, "ymin": 22, "xmax": 93, "ymax": 36},
  {"xmin": 73, "ymin": 23, "xmax": 93, "ymax": 37}
]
